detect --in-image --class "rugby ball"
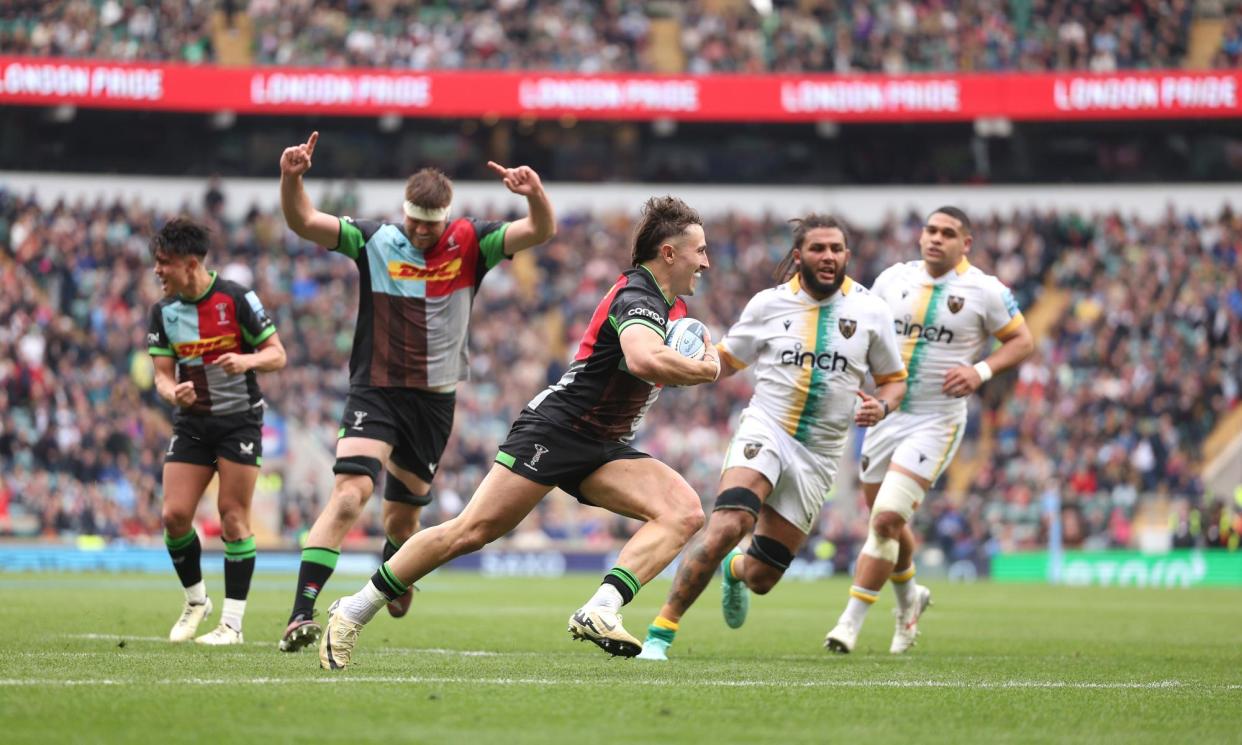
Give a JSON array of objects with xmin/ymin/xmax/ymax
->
[{"xmin": 665, "ymin": 317, "xmax": 708, "ymax": 360}]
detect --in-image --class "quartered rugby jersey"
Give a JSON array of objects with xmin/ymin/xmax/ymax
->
[
  {"xmin": 147, "ymin": 272, "xmax": 276, "ymax": 417},
  {"xmin": 527, "ymin": 266, "xmax": 687, "ymax": 443},
  {"xmin": 718, "ymin": 275, "xmax": 906, "ymax": 451},
  {"xmin": 333, "ymin": 216, "xmax": 509, "ymax": 389},
  {"xmin": 871, "ymin": 258, "xmax": 1025, "ymax": 416}
]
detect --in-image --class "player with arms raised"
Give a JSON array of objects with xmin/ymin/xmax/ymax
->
[
  {"xmin": 638, "ymin": 215, "xmax": 907, "ymax": 660},
  {"xmin": 148, "ymin": 218, "xmax": 287, "ymax": 644},
  {"xmin": 826, "ymin": 206, "xmax": 1034, "ymax": 654},
  {"xmin": 317, "ymin": 196, "xmax": 720, "ymax": 670},
  {"xmin": 276, "ymin": 132, "xmax": 557, "ymax": 652}
]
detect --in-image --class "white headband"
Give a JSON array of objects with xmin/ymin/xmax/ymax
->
[{"xmin": 403, "ymin": 200, "xmax": 451, "ymax": 222}]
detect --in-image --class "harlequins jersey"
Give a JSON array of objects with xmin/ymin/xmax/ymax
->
[
  {"xmin": 526, "ymin": 266, "xmax": 687, "ymax": 442},
  {"xmin": 333, "ymin": 216, "xmax": 509, "ymax": 389},
  {"xmin": 147, "ymin": 272, "xmax": 276, "ymax": 417}
]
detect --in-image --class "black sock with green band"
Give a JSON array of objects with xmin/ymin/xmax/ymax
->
[
  {"xmin": 224, "ymin": 536, "xmax": 257, "ymax": 601},
  {"xmin": 290, "ymin": 546, "xmax": 339, "ymax": 622},
  {"xmin": 369, "ymin": 561, "xmax": 409, "ymax": 602},
  {"xmin": 165, "ymin": 529, "xmax": 202, "ymax": 589},
  {"xmin": 602, "ymin": 566, "xmax": 641, "ymax": 605},
  {"xmin": 382, "ymin": 535, "xmax": 403, "ymax": 563}
]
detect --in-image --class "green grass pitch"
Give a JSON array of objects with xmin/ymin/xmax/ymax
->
[{"xmin": 1, "ymin": 572, "xmax": 1237, "ymax": 744}]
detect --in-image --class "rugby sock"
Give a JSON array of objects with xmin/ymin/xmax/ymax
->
[
  {"xmin": 338, "ymin": 562, "xmax": 407, "ymax": 624},
  {"xmin": 382, "ymin": 534, "xmax": 403, "ymax": 563},
  {"xmin": 593, "ymin": 567, "xmax": 642, "ymax": 609},
  {"xmin": 891, "ymin": 565, "xmax": 917, "ymax": 611},
  {"xmin": 646, "ymin": 615, "xmax": 679, "ymax": 644},
  {"xmin": 222, "ymin": 599, "xmax": 247, "ymax": 633},
  {"xmin": 726, "ymin": 552, "xmax": 745, "ymax": 582},
  {"xmin": 165, "ymin": 529, "xmax": 204, "ymax": 600},
  {"xmin": 290, "ymin": 546, "xmax": 339, "ymax": 622},
  {"xmin": 222, "ymin": 536, "xmax": 256, "ymax": 631},
  {"xmin": 843, "ymin": 585, "xmax": 879, "ymax": 626}
]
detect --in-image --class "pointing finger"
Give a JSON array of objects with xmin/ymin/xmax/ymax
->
[{"xmin": 306, "ymin": 131, "xmax": 319, "ymax": 157}]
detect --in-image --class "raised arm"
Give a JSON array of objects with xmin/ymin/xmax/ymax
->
[
  {"xmin": 486, "ymin": 161, "xmax": 556, "ymax": 256},
  {"xmin": 279, "ymin": 131, "xmax": 342, "ymax": 249}
]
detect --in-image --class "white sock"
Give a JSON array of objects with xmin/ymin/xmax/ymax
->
[
  {"xmin": 842, "ymin": 594, "xmax": 875, "ymax": 626},
  {"xmin": 340, "ymin": 582, "xmax": 388, "ymax": 625},
  {"xmin": 222, "ymin": 599, "xmax": 246, "ymax": 632},
  {"xmin": 184, "ymin": 581, "xmax": 207, "ymax": 605},
  {"xmin": 892, "ymin": 579, "xmax": 918, "ymax": 611},
  {"xmin": 583, "ymin": 583, "xmax": 623, "ymax": 613}
]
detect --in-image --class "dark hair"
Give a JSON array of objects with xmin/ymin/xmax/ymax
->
[
  {"xmin": 630, "ymin": 196, "xmax": 702, "ymax": 267},
  {"xmin": 773, "ymin": 214, "xmax": 851, "ymax": 283},
  {"xmin": 404, "ymin": 167, "xmax": 453, "ymax": 209},
  {"xmin": 929, "ymin": 205, "xmax": 972, "ymax": 235},
  {"xmin": 151, "ymin": 217, "xmax": 210, "ymax": 259}
]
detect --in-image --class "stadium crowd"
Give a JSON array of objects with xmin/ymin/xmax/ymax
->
[
  {"xmin": 1, "ymin": 184, "xmax": 1239, "ymax": 570},
  {"xmin": 0, "ymin": 0, "xmax": 1211, "ymax": 73}
]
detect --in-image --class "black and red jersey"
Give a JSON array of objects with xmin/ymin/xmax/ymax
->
[
  {"xmin": 147, "ymin": 272, "xmax": 277, "ymax": 417},
  {"xmin": 526, "ymin": 266, "xmax": 687, "ymax": 442}
]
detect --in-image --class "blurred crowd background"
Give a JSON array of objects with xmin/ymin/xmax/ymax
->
[
  {"xmin": 1, "ymin": 0, "xmax": 1241, "ymax": 575},
  {"xmin": 2, "ymin": 182, "xmax": 1238, "ymax": 572},
  {"xmin": 4, "ymin": 0, "xmax": 1237, "ymax": 73}
]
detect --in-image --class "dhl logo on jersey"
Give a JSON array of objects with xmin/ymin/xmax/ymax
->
[
  {"xmin": 173, "ymin": 334, "xmax": 237, "ymax": 358},
  {"xmin": 388, "ymin": 258, "xmax": 462, "ymax": 282}
]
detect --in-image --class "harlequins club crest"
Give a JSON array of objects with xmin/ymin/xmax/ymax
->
[
  {"xmin": 947, "ymin": 295, "xmax": 965, "ymax": 314},
  {"xmin": 838, "ymin": 318, "xmax": 857, "ymax": 339},
  {"xmin": 743, "ymin": 443, "xmax": 762, "ymax": 459}
]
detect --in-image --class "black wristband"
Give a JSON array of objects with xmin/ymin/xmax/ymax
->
[{"xmin": 880, "ymin": 399, "xmax": 890, "ymax": 418}]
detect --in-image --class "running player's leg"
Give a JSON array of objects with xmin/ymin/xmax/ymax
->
[
  {"xmin": 827, "ymin": 463, "xmax": 929, "ymax": 654},
  {"xmin": 320, "ymin": 464, "xmax": 550, "ymax": 669},
  {"xmin": 862, "ymin": 480, "xmax": 919, "ymax": 607},
  {"xmin": 570, "ymin": 457, "xmax": 705, "ymax": 658},
  {"xmin": 864, "ymin": 476, "xmax": 924, "ymax": 615},
  {"xmin": 378, "ymin": 461, "xmax": 430, "ymax": 618},
  {"xmin": 380, "ymin": 386, "xmax": 450, "ymax": 596},
  {"xmin": 162, "ymin": 457, "xmax": 216, "ymax": 642},
  {"xmin": 199, "ymin": 456, "xmax": 259, "ymax": 644},
  {"xmin": 639, "ymin": 467, "xmax": 770, "ymax": 659},
  {"xmin": 730, "ymin": 504, "xmax": 808, "ymax": 595},
  {"xmin": 281, "ymin": 435, "xmax": 392, "ymax": 651}
]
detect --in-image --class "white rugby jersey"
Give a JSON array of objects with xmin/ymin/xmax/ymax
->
[
  {"xmin": 718, "ymin": 275, "xmax": 907, "ymax": 452},
  {"xmin": 870, "ymin": 258, "xmax": 1025, "ymax": 416}
]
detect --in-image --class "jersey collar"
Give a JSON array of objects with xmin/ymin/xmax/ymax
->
[
  {"xmin": 921, "ymin": 259, "xmax": 971, "ymax": 284},
  {"xmin": 181, "ymin": 271, "xmax": 218, "ymax": 303},
  {"xmin": 789, "ymin": 273, "xmax": 854, "ymax": 302},
  {"xmin": 639, "ymin": 264, "xmax": 675, "ymax": 307}
]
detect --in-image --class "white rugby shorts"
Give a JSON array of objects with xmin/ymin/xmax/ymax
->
[
  {"xmin": 859, "ymin": 409, "xmax": 966, "ymax": 485},
  {"xmin": 720, "ymin": 407, "xmax": 842, "ymax": 534}
]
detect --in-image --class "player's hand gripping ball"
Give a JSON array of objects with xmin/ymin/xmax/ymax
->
[{"xmin": 665, "ymin": 317, "xmax": 708, "ymax": 360}]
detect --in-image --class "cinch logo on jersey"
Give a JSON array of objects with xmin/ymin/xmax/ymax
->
[
  {"xmin": 895, "ymin": 316, "xmax": 955, "ymax": 344},
  {"xmin": 172, "ymin": 334, "xmax": 237, "ymax": 358},
  {"xmin": 626, "ymin": 306, "xmax": 666, "ymax": 325},
  {"xmin": 780, "ymin": 343, "xmax": 849, "ymax": 372},
  {"xmin": 388, "ymin": 258, "xmax": 462, "ymax": 282}
]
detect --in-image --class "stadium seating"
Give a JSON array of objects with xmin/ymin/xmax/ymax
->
[
  {"xmin": 1, "ymin": 185, "xmax": 1237, "ymax": 560},
  {"xmin": 0, "ymin": 0, "xmax": 1213, "ymax": 73}
]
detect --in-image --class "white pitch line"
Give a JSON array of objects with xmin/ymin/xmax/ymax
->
[
  {"xmin": 60, "ymin": 634, "xmax": 539, "ymax": 656},
  {"xmin": 0, "ymin": 677, "xmax": 1222, "ymax": 691}
]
